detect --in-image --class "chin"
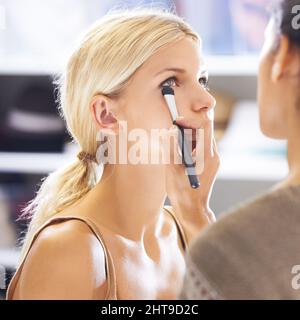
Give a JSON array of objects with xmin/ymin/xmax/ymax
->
[{"xmin": 260, "ymin": 120, "xmax": 286, "ymax": 139}]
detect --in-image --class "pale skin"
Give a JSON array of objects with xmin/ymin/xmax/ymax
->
[
  {"xmin": 12, "ymin": 37, "xmax": 219, "ymax": 299},
  {"xmin": 12, "ymin": 18, "xmax": 300, "ymax": 300}
]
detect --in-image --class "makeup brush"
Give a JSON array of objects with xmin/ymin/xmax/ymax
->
[{"xmin": 161, "ymin": 86, "xmax": 200, "ymax": 189}]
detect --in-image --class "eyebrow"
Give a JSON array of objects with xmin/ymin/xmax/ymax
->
[
  {"xmin": 155, "ymin": 67, "xmax": 186, "ymax": 76},
  {"xmin": 154, "ymin": 67, "xmax": 207, "ymax": 77}
]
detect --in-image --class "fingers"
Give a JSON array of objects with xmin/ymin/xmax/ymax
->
[{"xmin": 161, "ymin": 113, "xmax": 217, "ymax": 173}]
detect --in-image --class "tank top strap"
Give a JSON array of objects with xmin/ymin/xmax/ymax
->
[
  {"xmin": 6, "ymin": 214, "xmax": 117, "ymax": 300},
  {"xmin": 163, "ymin": 205, "xmax": 189, "ymax": 252}
]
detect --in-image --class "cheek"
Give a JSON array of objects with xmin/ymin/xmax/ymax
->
[
  {"xmin": 257, "ymin": 53, "xmax": 278, "ymax": 137},
  {"xmin": 258, "ymin": 58, "xmax": 271, "ymax": 130},
  {"xmin": 258, "ymin": 59, "xmax": 287, "ymax": 139},
  {"xmin": 124, "ymin": 95, "xmax": 173, "ymax": 132},
  {"xmin": 144, "ymin": 89, "xmax": 176, "ymax": 129},
  {"xmin": 257, "ymin": 33, "xmax": 288, "ymax": 138},
  {"xmin": 258, "ymin": 49, "xmax": 272, "ymax": 109}
]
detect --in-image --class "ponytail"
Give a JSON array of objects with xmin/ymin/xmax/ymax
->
[{"xmin": 18, "ymin": 156, "xmax": 99, "ymax": 263}]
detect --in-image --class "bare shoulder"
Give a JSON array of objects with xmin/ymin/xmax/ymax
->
[{"xmin": 14, "ymin": 219, "xmax": 107, "ymax": 300}]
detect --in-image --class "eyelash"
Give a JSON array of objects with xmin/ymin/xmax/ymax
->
[{"xmin": 159, "ymin": 76, "xmax": 210, "ymax": 91}]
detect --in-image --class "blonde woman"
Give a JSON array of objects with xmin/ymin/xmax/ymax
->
[{"xmin": 6, "ymin": 8, "xmax": 219, "ymax": 300}]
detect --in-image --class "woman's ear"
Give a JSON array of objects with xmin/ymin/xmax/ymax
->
[
  {"xmin": 271, "ymin": 35, "xmax": 300, "ymax": 82},
  {"xmin": 90, "ymin": 95, "xmax": 118, "ymax": 134}
]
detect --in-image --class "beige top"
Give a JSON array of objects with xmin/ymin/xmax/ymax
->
[
  {"xmin": 6, "ymin": 205, "xmax": 188, "ymax": 300},
  {"xmin": 180, "ymin": 184, "xmax": 300, "ymax": 300}
]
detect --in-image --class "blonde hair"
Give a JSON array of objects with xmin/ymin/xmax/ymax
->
[{"xmin": 18, "ymin": 6, "xmax": 199, "ymax": 262}]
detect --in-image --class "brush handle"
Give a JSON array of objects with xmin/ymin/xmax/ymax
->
[{"xmin": 175, "ymin": 122, "xmax": 200, "ymax": 189}]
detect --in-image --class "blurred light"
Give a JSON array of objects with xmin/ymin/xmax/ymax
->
[{"xmin": 0, "ymin": 5, "xmax": 5, "ymax": 30}]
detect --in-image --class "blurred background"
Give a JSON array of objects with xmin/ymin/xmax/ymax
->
[{"xmin": 0, "ymin": 0, "xmax": 288, "ymax": 299}]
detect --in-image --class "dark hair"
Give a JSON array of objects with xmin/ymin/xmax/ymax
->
[{"xmin": 273, "ymin": 0, "xmax": 300, "ymax": 47}]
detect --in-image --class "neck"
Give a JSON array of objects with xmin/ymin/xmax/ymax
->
[
  {"xmin": 286, "ymin": 136, "xmax": 300, "ymax": 186},
  {"xmin": 284, "ymin": 100, "xmax": 300, "ymax": 187},
  {"xmin": 83, "ymin": 163, "xmax": 167, "ymax": 241}
]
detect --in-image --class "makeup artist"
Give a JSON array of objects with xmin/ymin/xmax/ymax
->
[{"xmin": 180, "ymin": 0, "xmax": 300, "ymax": 300}]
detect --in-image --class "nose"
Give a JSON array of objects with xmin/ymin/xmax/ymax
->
[{"xmin": 190, "ymin": 87, "xmax": 216, "ymax": 112}]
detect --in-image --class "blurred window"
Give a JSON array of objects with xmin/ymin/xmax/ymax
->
[{"xmin": 0, "ymin": 0, "xmax": 272, "ymax": 67}]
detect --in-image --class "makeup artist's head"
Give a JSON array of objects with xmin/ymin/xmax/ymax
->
[
  {"xmin": 19, "ymin": 8, "xmax": 214, "ymax": 260},
  {"xmin": 258, "ymin": 0, "xmax": 300, "ymax": 139}
]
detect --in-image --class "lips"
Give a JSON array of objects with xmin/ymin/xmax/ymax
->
[
  {"xmin": 178, "ymin": 125, "xmax": 197, "ymax": 137},
  {"xmin": 175, "ymin": 107, "xmax": 214, "ymax": 130},
  {"xmin": 177, "ymin": 125, "xmax": 197, "ymax": 151},
  {"xmin": 174, "ymin": 116, "xmax": 206, "ymax": 152},
  {"xmin": 178, "ymin": 123, "xmax": 200, "ymax": 130}
]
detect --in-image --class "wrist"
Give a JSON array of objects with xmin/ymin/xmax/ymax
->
[{"xmin": 172, "ymin": 199, "xmax": 214, "ymax": 222}]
